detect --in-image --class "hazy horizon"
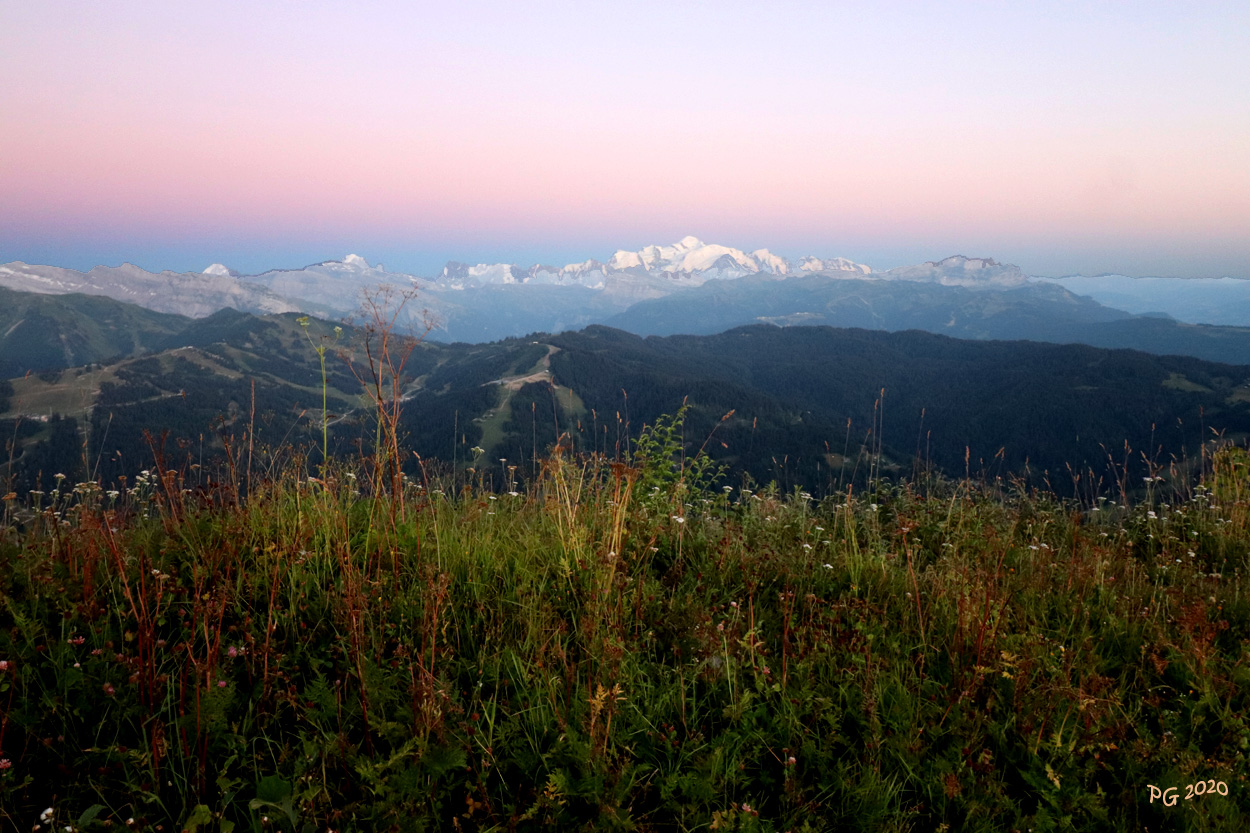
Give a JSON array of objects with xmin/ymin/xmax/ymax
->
[
  {"xmin": 5, "ymin": 237, "xmax": 1250, "ymax": 283},
  {"xmin": 3, "ymin": 1, "xmax": 1247, "ymax": 280}
]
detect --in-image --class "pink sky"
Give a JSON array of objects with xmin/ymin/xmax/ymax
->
[{"xmin": 2, "ymin": 1, "xmax": 1248, "ymax": 278}]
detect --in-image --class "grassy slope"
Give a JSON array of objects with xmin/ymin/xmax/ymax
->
[{"xmin": 0, "ymin": 440, "xmax": 1247, "ymax": 831}]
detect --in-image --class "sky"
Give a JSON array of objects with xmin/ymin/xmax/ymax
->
[{"xmin": 1, "ymin": 0, "xmax": 1248, "ymax": 279}]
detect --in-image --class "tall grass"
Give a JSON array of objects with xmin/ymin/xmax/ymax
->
[{"xmin": 0, "ymin": 435, "xmax": 1247, "ymax": 832}]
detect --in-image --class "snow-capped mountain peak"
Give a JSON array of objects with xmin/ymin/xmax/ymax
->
[
  {"xmin": 751, "ymin": 249, "xmax": 791, "ymax": 275},
  {"xmin": 938, "ymin": 255, "xmax": 998, "ymax": 270},
  {"xmin": 608, "ymin": 249, "xmax": 647, "ymax": 271},
  {"xmin": 799, "ymin": 256, "xmax": 872, "ymax": 274},
  {"xmin": 431, "ymin": 237, "xmax": 874, "ymax": 292},
  {"xmin": 606, "ymin": 237, "xmax": 775, "ymax": 277},
  {"xmin": 560, "ymin": 258, "xmax": 605, "ymax": 276},
  {"xmin": 880, "ymin": 255, "xmax": 1027, "ymax": 287},
  {"xmin": 675, "ymin": 243, "xmax": 754, "ymax": 273}
]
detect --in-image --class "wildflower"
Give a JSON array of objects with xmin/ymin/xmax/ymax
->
[
  {"xmin": 0, "ymin": 758, "xmax": 9, "ymax": 769},
  {"xmin": 788, "ymin": 756, "xmax": 797, "ymax": 766},
  {"xmin": 69, "ymin": 636, "xmax": 85, "ymax": 646},
  {"xmin": 0, "ymin": 660, "xmax": 8, "ymax": 671},
  {"xmin": 671, "ymin": 515, "xmax": 685, "ymax": 524},
  {"xmin": 218, "ymin": 680, "xmax": 227, "ymax": 688},
  {"xmin": 227, "ymin": 646, "xmax": 238, "ymax": 658},
  {"xmin": 823, "ymin": 563, "xmax": 834, "ymax": 569},
  {"xmin": 102, "ymin": 683, "xmax": 115, "ymax": 696},
  {"xmin": 41, "ymin": 808, "xmax": 54, "ymax": 822}
]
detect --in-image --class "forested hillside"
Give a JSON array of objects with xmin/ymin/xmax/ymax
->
[
  {"xmin": 0, "ymin": 286, "xmax": 192, "ymax": 377},
  {"xmin": 6, "ymin": 312, "xmax": 1250, "ymax": 498},
  {"xmin": 548, "ymin": 326, "xmax": 1250, "ymax": 495}
]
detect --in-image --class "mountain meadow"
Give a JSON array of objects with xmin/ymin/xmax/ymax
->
[{"xmin": 1, "ymin": 293, "xmax": 1249, "ymax": 831}]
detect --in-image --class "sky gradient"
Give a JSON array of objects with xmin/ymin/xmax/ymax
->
[{"xmin": 2, "ymin": 1, "xmax": 1248, "ymax": 278}]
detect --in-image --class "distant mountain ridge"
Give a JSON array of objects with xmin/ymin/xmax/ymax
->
[
  {"xmin": 879, "ymin": 256, "xmax": 1028, "ymax": 288},
  {"xmin": 3, "ymin": 238, "xmax": 1249, "ymax": 355},
  {"xmin": 0, "ymin": 261, "xmax": 297, "ymax": 317},
  {"xmin": 0, "ymin": 239, "xmax": 1063, "ymax": 329},
  {"xmin": 1041, "ymin": 273, "xmax": 1250, "ymax": 326}
]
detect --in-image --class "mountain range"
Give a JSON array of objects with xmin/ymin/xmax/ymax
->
[
  {"xmin": 6, "ymin": 237, "xmax": 1250, "ymax": 368},
  {"xmin": 5, "ymin": 306, "xmax": 1249, "ymax": 498},
  {"xmin": 0, "ymin": 238, "xmax": 1095, "ymax": 340}
]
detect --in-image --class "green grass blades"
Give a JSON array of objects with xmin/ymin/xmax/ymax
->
[{"xmin": 0, "ymin": 449, "xmax": 1248, "ymax": 832}]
